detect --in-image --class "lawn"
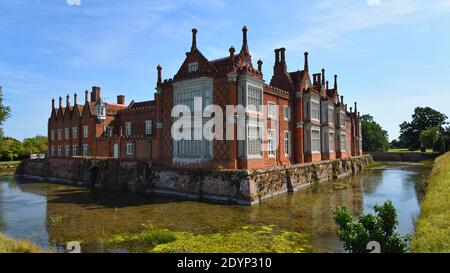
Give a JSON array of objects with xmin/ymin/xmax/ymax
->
[
  {"xmin": 0, "ymin": 161, "xmax": 21, "ymax": 165},
  {"xmin": 388, "ymin": 148, "xmax": 434, "ymax": 153},
  {"xmin": 411, "ymin": 152, "xmax": 450, "ymax": 252}
]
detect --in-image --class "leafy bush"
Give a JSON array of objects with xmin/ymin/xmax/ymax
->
[{"xmin": 333, "ymin": 201, "xmax": 410, "ymax": 253}]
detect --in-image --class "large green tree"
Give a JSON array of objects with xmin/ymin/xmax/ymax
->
[
  {"xmin": 361, "ymin": 114, "xmax": 389, "ymax": 152},
  {"xmin": 399, "ymin": 107, "xmax": 448, "ymax": 151},
  {"xmin": 22, "ymin": 135, "xmax": 47, "ymax": 154},
  {"xmin": 0, "ymin": 86, "xmax": 11, "ymax": 137}
]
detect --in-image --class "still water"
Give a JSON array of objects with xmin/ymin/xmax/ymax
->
[{"xmin": 0, "ymin": 163, "xmax": 431, "ymax": 252}]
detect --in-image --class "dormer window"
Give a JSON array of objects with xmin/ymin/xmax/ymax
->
[
  {"xmin": 188, "ymin": 62, "xmax": 198, "ymax": 73},
  {"xmin": 94, "ymin": 99, "xmax": 106, "ymax": 121}
]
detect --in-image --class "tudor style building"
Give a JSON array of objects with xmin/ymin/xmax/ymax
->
[{"xmin": 47, "ymin": 27, "xmax": 363, "ymax": 170}]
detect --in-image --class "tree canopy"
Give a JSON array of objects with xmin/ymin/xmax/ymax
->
[
  {"xmin": 361, "ymin": 114, "xmax": 389, "ymax": 152},
  {"xmin": 0, "ymin": 86, "xmax": 11, "ymax": 137},
  {"xmin": 399, "ymin": 107, "xmax": 448, "ymax": 151}
]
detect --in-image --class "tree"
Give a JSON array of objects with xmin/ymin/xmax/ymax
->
[
  {"xmin": 361, "ymin": 114, "xmax": 389, "ymax": 152},
  {"xmin": 22, "ymin": 135, "xmax": 48, "ymax": 154},
  {"xmin": 333, "ymin": 201, "xmax": 410, "ymax": 253},
  {"xmin": 399, "ymin": 107, "xmax": 448, "ymax": 151},
  {"xmin": 419, "ymin": 127, "xmax": 440, "ymax": 152},
  {"xmin": 0, "ymin": 137, "xmax": 24, "ymax": 161},
  {"xmin": 0, "ymin": 86, "xmax": 11, "ymax": 137}
]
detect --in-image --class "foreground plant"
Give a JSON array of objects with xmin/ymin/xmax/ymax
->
[{"xmin": 332, "ymin": 200, "xmax": 410, "ymax": 253}]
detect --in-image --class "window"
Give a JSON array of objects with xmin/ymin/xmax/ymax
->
[
  {"xmin": 125, "ymin": 122, "xmax": 132, "ymax": 136},
  {"xmin": 65, "ymin": 128, "xmax": 70, "ymax": 140},
  {"xmin": 126, "ymin": 143, "xmax": 134, "ymax": 155},
  {"xmin": 328, "ymin": 107, "xmax": 334, "ymax": 124},
  {"xmin": 312, "ymin": 130, "xmax": 320, "ymax": 152},
  {"xmin": 57, "ymin": 145, "xmax": 62, "ymax": 157},
  {"xmin": 247, "ymin": 86, "xmax": 262, "ymax": 112},
  {"xmin": 57, "ymin": 129, "xmax": 62, "ymax": 140},
  {"xmin": 284, "ymin": 131, "xmax": 291, "ymax": 156},
  {"xmin": 311, "ymin": 101, "xmax": 320, "ymax": 120},
  {"xmin": 329, "ymin": 132, "xmax": 335, "ymax": 152},
  {"xmin": 188, "ymin": 62, "xmax": 198, "ymax": 73},
  {"xmin": 268, "ymin": 102, "xmax": 276, "ymax": 118},
  {"xmin": 267, "ymin": 129, "xmax": 275, "ymax": 156},
  {"xmin": 72, "ymin": 145, "xmax": 78, "ymax": 157},
  {"xmin": 72, "ymin": 127, "xmax": 78, "ymax": 139},
  {"xmin": 82, "ymin": 144, "xmax": 88, "ymax": 156},
  {"xmin": 83, "ymin": 126, "xmax": 88, "ymax": 138},
  {"xmin": 65, "ymin": 145, "xmax": 70, "ymax": 157},
  {"xmin": 50, "ymin": 146, "xmax": 55, "ymax": 157},
  {"xmin": 247, "ymin": 125, "xmax": 262, "ymax": 156},
  {"xmin": 340, "ymin": 133, "xmax": 346, "ymax": 151},
  {"xmin": 50, "ymin": 130, "xmax": 54, "ymax": 141},
  {"xmin": 105, "ymin": 126, "xmax": 113, "ymax": 137},
  {"xmin": 284, "ymin": 106, "xmax": 290, "ymax": 121},
  {"xmin": 145, "ymin": 120, "xmax": 153, "ymax": 135},
  {"xmin": 339, "ymin": 111, "xmax": 345, "ymax": 127}
]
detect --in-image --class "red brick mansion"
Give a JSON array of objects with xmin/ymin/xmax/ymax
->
[{"xmin": 48, "ymin": 27, "xmax": 363, "ymax": 170}]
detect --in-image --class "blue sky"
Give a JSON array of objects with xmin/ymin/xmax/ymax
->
[{"xmin": 1, "ymin": 0, "xmax": 450, "ymax": 141}]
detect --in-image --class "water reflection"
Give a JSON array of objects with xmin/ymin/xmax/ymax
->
[{"xmin": 0, "ymin": 163, "xmax": 431, "ymax": 253}]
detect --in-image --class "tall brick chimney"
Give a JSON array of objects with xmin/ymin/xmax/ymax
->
[
  {"xmin": 117, "ymin": 95, "xmax": 125, "ymax": 105},
  {"xmin": 157, "ymin": 65, "xmax": 162, "ymax": 86},
  {"xmin": 191, "ymin": 28, "xmax": 198, "ymax": 52},
  {"xmin": 321, "ymin": 68, "xmax": 326, "ymax": 86},
  {"xmin": 91, "ymin": 86, "xmax": 101, "ymax": 102}
]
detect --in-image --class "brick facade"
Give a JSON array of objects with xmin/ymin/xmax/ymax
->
[{"xmin": 48, "ymin": 26, "xmax": 363, "ymax": 170}]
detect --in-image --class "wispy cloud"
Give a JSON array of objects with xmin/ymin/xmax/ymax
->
[{"xmin": 279, "ymin": 0, "xmax": 450, "ymax": 52}]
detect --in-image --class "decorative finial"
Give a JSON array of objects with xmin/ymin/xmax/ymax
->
[
  {"xmin": 157, "ymin": 65, "xmax": 162, "ymax": 86},
  {"xmin": 59, "ymin": 96, "xmax": 62, "ymax": 108},
  {"xmin": 74, "ymin": 93, "xmax": 77, "ymax": 105},
  {"xmin": 85, "ymin": 90, "xmax": 88, "ymax": 103},
  {"xmin": 52, "ymin": 98, "xmax": 55, "ymax": 109},
  {"xmin": 240, "ymin": 26, "xmax": 249, "ymax": 54},
  {"xmin": 257, "ymin": 59, "xmax": 263, "ymax": 73},
  {"xmin": 334, "ymin": 74, "xmax": 338, "ymax": 90},
  {"xmin": 321, "ymin": 68, "xmax": 325, "ymax": 85}
]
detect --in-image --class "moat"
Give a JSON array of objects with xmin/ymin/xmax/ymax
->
[{"xmin": 0, "ymin": 162, "xmax": 431, "ymax": 253}]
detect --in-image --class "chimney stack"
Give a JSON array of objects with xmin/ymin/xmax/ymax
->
[
  {"xmin": 274, "ymin": 49, "xmax": 280, "ymax": 64},
  {"xmin": 334, "ymin": 74, "xmax": 338, "ymax": 90},
  {"xmin": 321, "ymin": 68, "xmax": 326, "ymax": 85},
  {"xmin": 191, "ymin": 28, "xmax": 198, "ymax": 52},
  {"xmin": 74, "ymin": 93, "xmax": 77, "ymax": 105},
  {"xmin": 257, "ymin": 59, "xmax": 263, "ymax": 73},
  {"xmin": 354, "ymin": 102, "xmax": 358, "ymax": 114},
  {"xmin": 157, "ymin": 65, "xmax": 162, "ymax": 86},
  {"xmin": 59, "ymin": 96, "xmax": 62, "ymax": 109},
  {"xmin": 304, "ymin": 52, "xmax": 309, "ymax": 72},
  {"xmin": 91, "ymin": 86, "xmax": 101, "ymax": 102},
  {"xmin": 117, "ymin": 95, "xmax": 125, "ymax": 105},
  {"xmin": 66, "ymin": 94, "xmax": 70, "ymax": 107},
  {"xmin": 85, "ymin": 90, "xmax": 88, "ymax": 103},
  {"xmin": 280, "ymin": 48, "xmax": 286, "ymax": 64},
  {"xmin": 52, "ymin": 98, "xmax": 55, "ymax": 109}
]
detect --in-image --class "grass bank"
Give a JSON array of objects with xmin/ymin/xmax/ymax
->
[
  {"xmin": 411, "ymin": 152, "xmax": 450, "ymax": 252},
  {"xmin": 0, "ymin": 161, "xmax": 21, "ymax": 166},
  {"xmin": 0, "ymin": 233, "xmax": 47, "ymax": 253}
]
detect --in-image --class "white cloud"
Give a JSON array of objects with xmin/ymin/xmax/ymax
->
[
  {"xmin": 367, "ymin": 0, "xmax": 381, "ymax": 6},
  {"xmin": 66, "ymin": 0, "xmax": 81, "ymax": 6}
]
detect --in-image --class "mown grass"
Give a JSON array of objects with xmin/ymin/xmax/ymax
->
[
  {"xmin": 388, "ymin": 148, "xmax": 434, "ymax": 153},
  {"xmin": 108, "ymin": 224, "xmax": 311, "ymax": 253},
  {"xmin": 0, "ymin": 233, "xmax": 48, "ymax": 253},
  {"xmin": 0, "ymin": 161, "xmax": 21, "ymax": 165},
  {"xmin": 411, "ymin": 152, "xmax": 450, "ymax": 253}
]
